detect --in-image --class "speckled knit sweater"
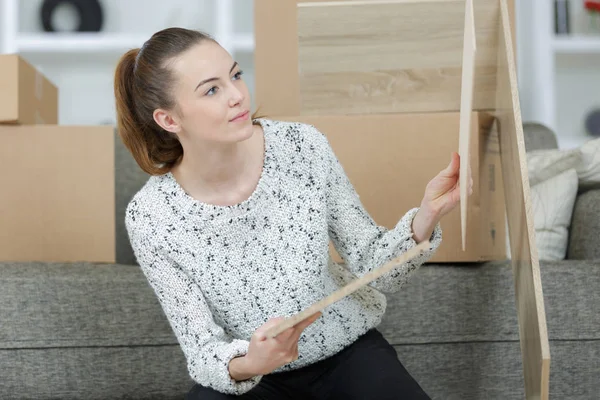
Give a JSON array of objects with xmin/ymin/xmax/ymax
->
[{"xmin": 125, "ymin": 118, "xmax": 443, "ymax": 395}]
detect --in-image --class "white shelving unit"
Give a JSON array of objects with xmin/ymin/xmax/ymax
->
[
  {"xmin": 0, "ymin": 0, "xmax": 253, "ymax": 55},
  {"xmin": 521, "ymin": 0, "xmax": 600, "ymax": 150},
  {"xmin": 553, "ymin": 36, "xmax": 600, "ymax": 53},
  {"xmin": 12, "ymin": 31, "xmax": 253, "ymax": 54}
]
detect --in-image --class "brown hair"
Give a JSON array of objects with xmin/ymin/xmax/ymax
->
[{"xmin": 114, "ymin": 27, "xmax": 262, "ymax": 176}]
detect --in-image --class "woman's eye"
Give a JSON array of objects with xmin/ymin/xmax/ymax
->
[
  {"xmin": 233, "ymin": 70, "xmax": 244, "ymax": 80},
  {"xmin": 206, "ymin": 86, "xmax": 218, "ymax": 96}
]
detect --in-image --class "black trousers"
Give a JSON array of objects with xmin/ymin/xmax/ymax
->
[{"xmin": 185, "ymin": 329, "xmax": 431, "ymax": 400}]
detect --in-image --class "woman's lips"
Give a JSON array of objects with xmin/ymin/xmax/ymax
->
[{"xmin": 230, "ymin": 111, "xmax": 249, "ymax": 122}]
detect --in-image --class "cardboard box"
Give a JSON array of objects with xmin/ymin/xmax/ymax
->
[
  {"xmin": 0, "ymin": 54, "xmax": 58, "ymax": 125},
  {"xmin": 274, "ymin": 112, "xmax": 506, "ymax": 263},
  {"xmin": 0, "ymin": 125, "xmax": 115, "ymax": 263}
]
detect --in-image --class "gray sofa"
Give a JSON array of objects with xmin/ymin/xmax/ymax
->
[{"xmin": 1, "ymin": 124, "xmax": 599, "ymax": 399}]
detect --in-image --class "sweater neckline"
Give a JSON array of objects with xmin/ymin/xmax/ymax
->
[{"xmin": 159, "ymin": 118, "xmax": 277, "ymax": 220}]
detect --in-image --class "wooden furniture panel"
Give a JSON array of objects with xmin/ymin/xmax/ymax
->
[
  {"xmin": 296, "ymin": 0, "xmax": 499, "ymax": 115},
  {"xmin": 495, "ymin": 0, "xmax": 551, "ymax": 398},
  {"xmin": 459, "ymin": 0, "xmax": 477, "ymax": 250}
]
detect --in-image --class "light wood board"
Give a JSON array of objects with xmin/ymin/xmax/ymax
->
[
  {"xmin": 459, "ymin": 0, "xmax": 477, "ymax": 251},
  {"xmin": 265, "ymin": 240, "xmax": 431, "ymax": 338},
  {"xmin": 495, "ymin": 0, "xmax": 550, "ymax": 398},
  {"xmin": 296, "ymin": 0, "xmax": 499, "ymax": 115}
]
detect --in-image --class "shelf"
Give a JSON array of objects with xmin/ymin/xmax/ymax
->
[
  {"xmin": 17, "ymin": 33, "xmax": 147, "ymax": 53},
  {"xmin": 15, "ymin": 32, "xmax": 254, "ymax": 54},
  {"xmin": 553, "ymin": 36, "xmax": 600, "ymax": 53}
]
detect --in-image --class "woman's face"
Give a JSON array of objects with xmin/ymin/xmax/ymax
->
[{"xmin": 154, "ymin": 40, "xmax": 253, "ymax": 146}]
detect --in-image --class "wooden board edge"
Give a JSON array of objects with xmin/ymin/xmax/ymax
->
[
  {"xmin": 459, "ymin": 0, "xmax": 477, "ymax": 251},
  {"xmin": 265, "ymin": 240, "xmax": 432, "ymax": 338},
  {"xmin": 499, "ymin": 0, "xmax": 551, "ymax": 363},
  {"xmin": 496, "ymin": 0, "xmax": 551, "ymax": 398}
]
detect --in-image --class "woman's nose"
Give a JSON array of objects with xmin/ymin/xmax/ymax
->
[{"xmin": 229, "ymin": 86, "xmax": 244, "ymax": 107}]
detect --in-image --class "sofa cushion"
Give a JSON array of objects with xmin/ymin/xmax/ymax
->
[
  {"xmin": 1, "ymin": 346, "xmax": 193, "ymax": 400},
  {"xmin": 381, "ymin": 260, "xmax": 600, "ymax": 400},
  {"xmin": 505, "ymin": 149, "xmax": 580, "ymax": 261},
  {"xmin": 526, "ymin": 148, "xmax": 581, "ymax": 187},
  {"xmin": 568, "ymin": 188, "xmax": 600, "ymax": 260},
  {"xmin": 530, "ymin": 168, "xmax": 579, "ymax": 260},
  {"xmin": 379, "ymin": 259, "xmax": 600, "ymax": 343},
  {"xmin": 2, "ymin": 259, "xmax": 598, "ymax": 398},
  {"xmin": 0, "ymin": 261, "xmax": 192, "ymax": 399},
  {"xmin": 394, "ymin": 340, "xmax": 599, "ymax": 400},
  {"xmin": 0, "ymin": 262, "xmax": 177, "ymax": 349}
]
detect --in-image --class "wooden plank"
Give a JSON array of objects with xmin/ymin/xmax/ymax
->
[
  {"xmin": 495, "ymin": 0, "xmax": 550, "ymax": 398},
  {"xmin": 253, "ymin": 0, "xmax": 514, "ymax": 117},
  {"xmin": 265, "ymin": 241, "xmax": 431, "ymax": 338},
  {"xmin": 459, "ymin": 0, "xmax": 477, "ymax": 251},
  {"xmin": 296, "ymin": 0, "xmax": 499, "ymax": 115}
]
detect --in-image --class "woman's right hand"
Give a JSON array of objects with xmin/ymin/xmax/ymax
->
[{"xmin": 229, "ymin": 312, "xmax": 322, "ymax": 380}]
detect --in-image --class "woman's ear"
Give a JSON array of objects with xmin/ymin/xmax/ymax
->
[{"xmin": 153, "ymin": 108, "xmax": 181, "ymax": 134}]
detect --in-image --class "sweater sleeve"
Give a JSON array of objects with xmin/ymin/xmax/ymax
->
[
  {"xmin": 314, "ymin": 126, "xmax": 443, "ymax": 294},
  {"xmin": 126, "ymin": 204, "xmax": 263, "ymax": 395}
]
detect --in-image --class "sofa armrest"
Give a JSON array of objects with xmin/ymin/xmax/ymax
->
[{"xmin": 567, "ymin": 189, "xmax": 600, "ymax": 260}]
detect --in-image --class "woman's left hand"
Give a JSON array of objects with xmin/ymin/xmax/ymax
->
[
  {"xmin": 411, "ymin": 152, "xmax": 472, "ymax": 243},
  {"xmin": 421, "ymin": 151, "xmax": 472, "ymax": 218}
]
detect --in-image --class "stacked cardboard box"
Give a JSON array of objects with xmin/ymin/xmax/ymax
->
[
  {"xmin": 253, "ymin": 0, "xmax": 509, "ymax": 263},
  {"xmin": 0, "ymin": 54, "xmax": 115, "ymax": 263}
]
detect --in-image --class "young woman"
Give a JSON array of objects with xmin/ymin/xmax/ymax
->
[{"xmin": 114, "ymin": 27, "xmax": 472, "ymax": 400}]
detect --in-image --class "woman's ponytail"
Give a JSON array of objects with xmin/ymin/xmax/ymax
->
[{"xmin": 114, "ymin": 49, "xmax": 157, "ymax": 174}]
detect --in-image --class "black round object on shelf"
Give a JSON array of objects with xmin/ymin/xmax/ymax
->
[{"xmin": 41, "ymin": 0, "xmax": 104, "ymax": 32}]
